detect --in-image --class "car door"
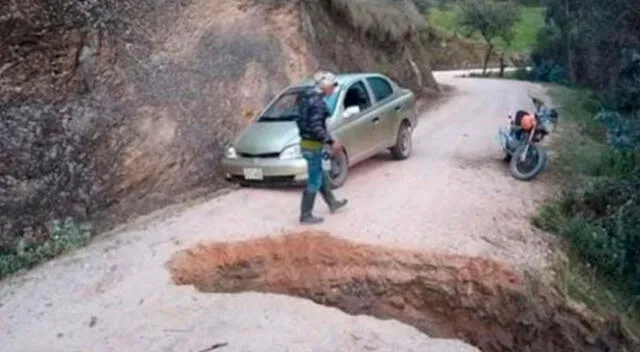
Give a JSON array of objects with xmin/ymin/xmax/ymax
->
[
  {"xmin": 332, "ymin": 80, "xmax": 377, "ymax": 163},
  {"xmin": 365, "ymin": 76, "xmax": 401, "ymax": 149}
]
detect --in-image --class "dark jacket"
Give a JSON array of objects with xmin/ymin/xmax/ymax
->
[{"xmin": 297, "ymin": 88, "xmax": 334, "ymax": 145}]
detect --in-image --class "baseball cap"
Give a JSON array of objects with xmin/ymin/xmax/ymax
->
[{"xmin": 313, "ymin": 71, "xmax": 339, "ymax": 88}]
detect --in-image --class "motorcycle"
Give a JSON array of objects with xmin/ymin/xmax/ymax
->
[{"xmin": 498, "ymin": 95, "xmax": 559, "ymax": 181}]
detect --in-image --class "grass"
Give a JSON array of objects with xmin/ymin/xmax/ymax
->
[
  {"xmin": 542, "ymin": 85, "xmax": 608, "ymax": 175},
  {"xmin": 427, "ymin": 6, "xmax": 545, "ymax": 52},
  {"xmin": 0, "ymin": 218, "xmax": 91, "ymax": 280},
  {"xmin": 533, "ymin": 85, "xmax": 640, "ymax": 333},
  {"xmin": 427, "ymin": 6, "xmax": 459, "ymax": 31},
  {"xmin": 554, "ymin": 252, "xmax": 640, "ymax": 333}
]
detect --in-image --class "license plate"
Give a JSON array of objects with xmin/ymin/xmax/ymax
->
[
  {"xmin": 243, "ymin": 168, "xmax": 263, "ymax": 180},
  {"xmin": 322, "ymin": 159, "xmax": 332, "ymax": 171},
  {"xmin": 322, "ymin": 152, "xmax": 332, "ymax": 171}
]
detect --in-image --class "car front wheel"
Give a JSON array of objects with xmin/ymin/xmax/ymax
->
[{"xmin": 328, "ymin": 148, "xmax": 348, "ymax": 189}]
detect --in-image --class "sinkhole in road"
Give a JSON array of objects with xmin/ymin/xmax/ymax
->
[{"xmin": 167, "ymin": 231, "xmax": 638, "ymax": 352}]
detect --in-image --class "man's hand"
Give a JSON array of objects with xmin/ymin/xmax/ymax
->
[{"xmin": 330, "ymin": 140, "xmax": 342, "ymax": 154}]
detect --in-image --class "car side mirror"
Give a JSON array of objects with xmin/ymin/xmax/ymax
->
[{"xmin": 342, "ymin": 106, "xmax": 360, "ymax": 119}]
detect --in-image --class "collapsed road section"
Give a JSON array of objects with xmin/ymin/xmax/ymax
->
[{"xmin": 167, "ymin": 231, "xmax": 639, "ymax": 352}]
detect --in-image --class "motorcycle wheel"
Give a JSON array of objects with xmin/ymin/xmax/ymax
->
[{"xmin": 509, "ymin": 143, "xmax": 547, "ymax": 181}]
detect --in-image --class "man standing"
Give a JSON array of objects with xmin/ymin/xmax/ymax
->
[{"xmin": 296, "ymin": 71, "xmax": 348, "ymax": 224}]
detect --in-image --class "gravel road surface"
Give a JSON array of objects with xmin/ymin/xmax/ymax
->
[{"xmin": 0, "ymin": 71, "xmax": 552, "ymax": 352}]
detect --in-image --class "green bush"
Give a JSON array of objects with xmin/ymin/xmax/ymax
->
[
  {"xmin": 531, "ymin": 77, "xmax": 640, "ymax": 327},
  {"xmin": 525, "ymin": 0, "xmax": 640, "ymax": 325},
  {"xmin": 536, "ymin": 174, "xmax": 640, "ymax": 291},
  {"xmin": 0, "ymin": 218, "xmax": 91, "ymax": 279},
  {"xmin": 510, "ymin": 67, "xmax": 530, "ymax": 80},
  {"xmin": 535, "ymin": 85, "xmax": 640, "ymax": 298}
]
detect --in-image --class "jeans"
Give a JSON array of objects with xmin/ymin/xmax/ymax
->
[{"xmin": 302, "ymin": 148, "xmax": 324, "ymax": 193}]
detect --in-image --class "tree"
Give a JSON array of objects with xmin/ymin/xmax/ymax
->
[
  {"xmin": 542, "ymin": 0, "xmax": 584, "ymax": 84},
  {"xmin": 498, "ymin": 27, "xmax": 514, "ymax": 77},
  {"xmin": 533, "ymin": 0, "xmax": 639, "ymax": 88},
  {"xmin": 455, "ymin": 0, "xmax": 520, "ymax": 75}
]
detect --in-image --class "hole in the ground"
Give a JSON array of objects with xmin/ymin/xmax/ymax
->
[{"xmin": 166, "ymin": 231, "xmax": 639, "ymax": 352}]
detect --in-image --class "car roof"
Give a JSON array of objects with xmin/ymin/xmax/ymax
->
[{"xmin": 291, "ymin": 72, "xmax": 388, "ymax": 89}]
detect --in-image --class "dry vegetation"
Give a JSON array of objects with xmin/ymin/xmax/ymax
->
[{"xmin": 327, "ymin": 0, "xmax": 427, "ymax": 41}]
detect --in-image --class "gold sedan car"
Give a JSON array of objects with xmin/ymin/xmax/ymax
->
[{"xmin": 221, "ymin": 73, "xmax": 417, "ymax": 188}]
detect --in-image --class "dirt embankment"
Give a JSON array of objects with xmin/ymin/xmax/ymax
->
[
  {"xmin": 168, "ymin": 231, "xmax": 640, "ymax": 352},
  {"xmin": 0, "ymin": 0, "xmax": 439, "ymax": 251}
]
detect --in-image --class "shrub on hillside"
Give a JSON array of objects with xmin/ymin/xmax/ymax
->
[
  {"xmin": 535, "ymin": 174, "xmax": 640, "ymax": 292},
  {"xmin": 529, "ymin": 58, "xmax": 566, "ymax": 83},
  {"xmin": 0, "ymin": 218, "xmax": 91, "ymax": 279},
  {"xmin": 531, "ymin": 0, "xmax": 640, "ymax": 298},
  {"xmin": 531, "ymin": 0, "xmax": 639, "ymax": 90}
]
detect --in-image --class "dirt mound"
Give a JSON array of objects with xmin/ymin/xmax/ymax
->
[
  {"xmin": 167, "ymin": 231, "xmax": 640, "ymax": 352},
  {"xmin": 0, "ymin": 0, "xmax": 438, "ymax": 251}
]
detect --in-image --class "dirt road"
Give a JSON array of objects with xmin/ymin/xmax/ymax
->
[{"xmin": 0, "ymin": 72, "xmax": 554, "ymax": 352}]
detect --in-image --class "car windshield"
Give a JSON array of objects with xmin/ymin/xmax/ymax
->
[{"xmin": 258, "ymin": 88, "xmax": 340, "ymax": 122}]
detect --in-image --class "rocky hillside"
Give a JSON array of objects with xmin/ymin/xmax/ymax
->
[{"xmin": 0, "ymin": 0, "xmax": 439, "ymax": 253}]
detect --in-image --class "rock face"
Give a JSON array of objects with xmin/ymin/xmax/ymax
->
[
  {"xmin": 0, "ymin": 0, "xmax": 439, "ymax": 250},
  {"xmin": 168, "ymin": 231, "xmax": 640, "ymax": 352}
]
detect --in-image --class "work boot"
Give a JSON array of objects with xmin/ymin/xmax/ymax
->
[
  {"xmin": 320, "ymin": 174, "xmax": 348, "ymax": 213},
  {"xmin": 300, "ymin": 191, "xmax": 324, "ymax": 224}
]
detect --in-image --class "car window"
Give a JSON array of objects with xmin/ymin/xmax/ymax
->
[
  {"xmin": 259, "ymin": 88, "xmax": 340, "ymax": 122},
  {"xmin": 323, "ymin": 90, "xmax": 340, "ymax": 116},
  {"xmin": 259, "ymin": 90, "xmax": 303, "ymax": 122},
  {"xmin": 342, "ymin": 81, "xmax": 372, "ymax": 112},
  {"xmin": 366, "ymin": 77, "xmax": 394, "ymax": 102}
]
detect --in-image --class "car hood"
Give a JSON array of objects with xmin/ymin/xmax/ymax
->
[{"xmin": 234, "ymin": 121, "xmax": 300, "ymax": 155}]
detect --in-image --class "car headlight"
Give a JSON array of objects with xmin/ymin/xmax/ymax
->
[
  {"xmin": 225, "ymin": 145, "xmax": 238, "ymax": 159},
  {"xmin": 279, "ymin": 144, "xmax": 302, "ymax": 160}
]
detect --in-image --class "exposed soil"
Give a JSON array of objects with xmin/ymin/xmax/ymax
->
[{"xmin": 168, "ymin": 231, "xmax": 640, "ymax": 352}]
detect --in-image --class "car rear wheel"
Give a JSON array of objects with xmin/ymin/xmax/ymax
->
[
  {"xmin": 390, "ymin": 122, "xmax": 412, "ymax": 160},
  {"xmin": 328, "ymin": 148, "xmax": 348, "ymax": 189}
]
